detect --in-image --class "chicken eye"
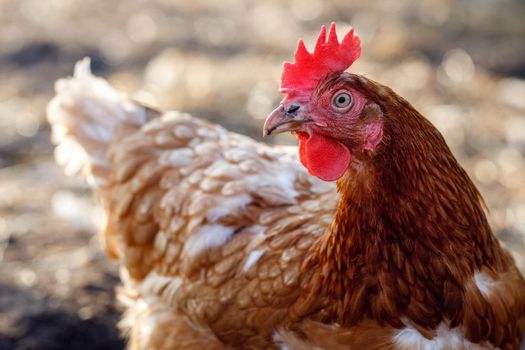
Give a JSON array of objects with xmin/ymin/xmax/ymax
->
[{"xmin": 332, "ymin": 91, "xmax": 353, "ymax": 111}]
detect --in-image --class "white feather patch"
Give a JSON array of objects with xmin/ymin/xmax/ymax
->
[
  {"xmin": 242, "ymin": 165, "xmax": 299, "ymax": 205},
  {"xmin": 47, "ymin": 57, "xmax": 147, "ymax": 188},
  {"xmin": 473, "ymin": 272, "xmax": 497, "ymax": 298},
  {"xmin": 242, "ymin": 249, "xmax": 266, "ymax": 272},
  {"xmin": 393, "ymin": 320, "xmax": 493, "ymax": 349},
  {"xmin": 159, "ymin": 148, "xmax": 194, "ymax": 167},
  {"xmin": 204, "ymin": 159, "xmax": 241, "ymax": 179},
  {"xmin": 182, "ymin": 224, "xmax": 235, "ymax": 258},
  {"xmin": 206, "ymin": 194, "xmax": 252, "ymax": 221},
  {"xmin": 140, "ymin": 271, "xmax": 180, "ymax": 297},
  {"xmin": 272, "ymin": 331, "xmax": 291, "ymax": 350}
]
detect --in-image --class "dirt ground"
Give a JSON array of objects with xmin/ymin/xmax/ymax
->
[{"xmin": 1, "ymin": 0, "xmax": 524, "ymax": 349}]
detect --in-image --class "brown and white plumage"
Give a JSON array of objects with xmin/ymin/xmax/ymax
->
[
  {"xmin": 48, "ymin": 59, "xmax": 338, "ymax": 349},
  {"xmin": 48, "ymin": 45, "xmax": 525, "ymax": 349}
]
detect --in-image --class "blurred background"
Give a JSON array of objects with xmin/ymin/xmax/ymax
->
[{"xmin": 0, "ymin": 0, "xmax": 524, "ymax": 348}]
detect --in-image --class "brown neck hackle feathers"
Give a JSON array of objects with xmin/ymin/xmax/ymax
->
[{"xmin": 305, "ymin": 76, "xmax": 509, "ymax": 332}]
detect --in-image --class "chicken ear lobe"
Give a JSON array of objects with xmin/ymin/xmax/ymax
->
[{"xmin": 359, "ymin": 103, "xmax": 384, "ymax": 152}]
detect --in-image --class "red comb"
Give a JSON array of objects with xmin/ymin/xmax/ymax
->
[{"xmin": 281, "ymin": 23, "xmax": 361, "ymax": 95}]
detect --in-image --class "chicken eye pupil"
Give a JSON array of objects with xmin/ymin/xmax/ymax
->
[{"xmin": 332, "ymin": 92, "xmax": 352, "ymax": 110}]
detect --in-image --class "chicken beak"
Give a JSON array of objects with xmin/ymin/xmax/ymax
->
[{"xmin": 263, "ymin": 104, "xmax": 308, "ymax": 136}]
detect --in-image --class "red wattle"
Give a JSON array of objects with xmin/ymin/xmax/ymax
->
[{"xmin": 296, "ymin": 132, "xmax": 351, "ymax": 181}]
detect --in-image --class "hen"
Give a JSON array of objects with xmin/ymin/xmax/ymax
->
[{"xmin": 47, "ymin": 24, "xmax": 525, "ymax": 349}]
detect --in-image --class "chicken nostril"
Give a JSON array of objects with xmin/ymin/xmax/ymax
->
[{"xmin": 285, "ymin": 104, "xmax": 300, "ymax": 115}]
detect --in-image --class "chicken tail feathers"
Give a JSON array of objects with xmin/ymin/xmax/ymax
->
[{"xmin": 47, "ymin": 58, "xmax": 150, "ymax": 188}]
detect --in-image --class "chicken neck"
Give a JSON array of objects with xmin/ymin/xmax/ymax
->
[{"xmin": 305, "ymin": 95, "xmax": 506, "ymax": 329}]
